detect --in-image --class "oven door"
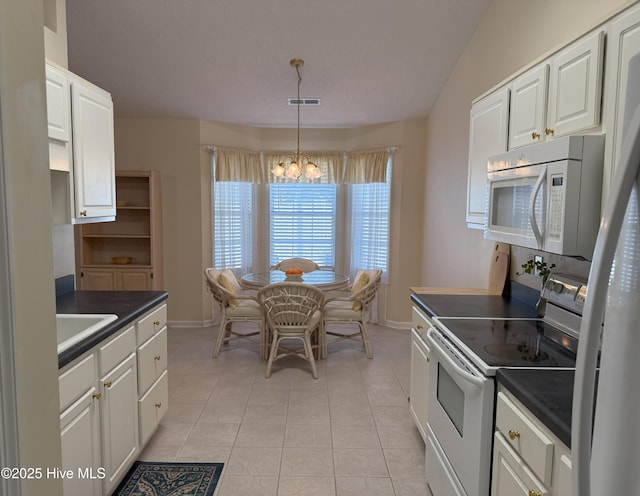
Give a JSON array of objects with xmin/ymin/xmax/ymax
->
[
  {"xmin": 485, "ymin": 163, "xmax": 547, "ymax": 250},
  {"xmin": 425, "ymin": 326, "xmax": 494, "ymax": 496}
]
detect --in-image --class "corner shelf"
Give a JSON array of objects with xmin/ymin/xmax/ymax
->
[{"xmin": 77, "ymin": 171, "xmax": 163, "ymax": 290}]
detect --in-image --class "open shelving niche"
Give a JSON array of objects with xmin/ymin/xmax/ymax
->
[{"xmin": 77, "ymin": 171, "xmax": 163, "ymax": 290}]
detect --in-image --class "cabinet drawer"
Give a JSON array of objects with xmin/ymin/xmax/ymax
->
[
  {"xmin": 139, "ymin": 370, "xmax": 168, "ymax": 445},
  {"xmin": 412, "ymin": 306, "xmax": 431, "ymax": 341},
  {"xmin": 137, "ymin": 304, "xmax": 167, "ymax": 345},
  {"xmin": 98, "ymin": 325, "xmax": 135, "ymax": 376},
  {"xmin": 495, "ymin": 391, "xmax": 554, "ymax": 485},
  {"xmin": 137, "ymin": 326, "xmax": 168, "ymax": 395},
  {"xmin": 492, "ymin": 431, "xmax": 548, "ymax": 496},
  {"xmin": 59, "ymin": 353, "xmax": 97, "ymax": 412}
]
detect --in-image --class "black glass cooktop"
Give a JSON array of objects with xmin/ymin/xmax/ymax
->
[{"xmin": 435, "ymin": 318, "xmax": 578, "ymax": 369}]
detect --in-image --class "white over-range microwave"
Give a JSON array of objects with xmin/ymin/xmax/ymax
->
[{"xmin": 484, "ymin": 135, "xmax": 604, "ymax": 258}]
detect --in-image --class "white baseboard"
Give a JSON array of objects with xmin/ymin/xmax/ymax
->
[{"xmin": 167, "ymin": 319, "xmax": 215, "ymax": 328}]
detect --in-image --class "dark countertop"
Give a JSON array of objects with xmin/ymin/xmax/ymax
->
[
  {"xmin": 57, "ymin": 290, "xmax": 168, "ymax": 369},
  {"xmin": 496, "ymin": 368, "xmax": 574, "ymax": 447},
  {"xmin": 410, "ymin": 282, "xmax": 539, "ymax": 319},
  {"xmin": 411, "ymin": 283, "xmax": 574, "ymax": 446}
]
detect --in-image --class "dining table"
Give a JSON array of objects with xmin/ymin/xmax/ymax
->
[
  {"xmin": 241, "ymin": 270, "xmax": 350, "ymax": 291},
  {"xmin": 241, "ymin": 270, "xmax": 350, "ymax": 361}
]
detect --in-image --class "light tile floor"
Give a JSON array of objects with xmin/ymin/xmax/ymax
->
[{"xmin": 139, "ymin": 322, "xmax": 429, "ymax": 496}]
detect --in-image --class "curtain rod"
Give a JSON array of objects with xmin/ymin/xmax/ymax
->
[{"xmin": 202, "ymin": 145, "xmax": 400, "ymax": 154}]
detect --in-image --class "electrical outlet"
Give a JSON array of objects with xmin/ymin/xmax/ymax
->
[{"xmin": 534, "ymin": 255, "xmax": 543, "ymax": 276}]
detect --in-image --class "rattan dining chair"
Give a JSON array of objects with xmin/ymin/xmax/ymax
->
[
  {"xmin": 204, "ymin": 268, "xmax": 266, "ymax": 358},
  {"xmin": 272, "ymin": 258, "xmax": 321, "ymax": 273},
  {"xmin": 321, "ymin": 269, "xmax": 382, "ymax": 359},
  {"xmin": 257, "ymin": 282, "xmax": 325, "ymax": 379}
]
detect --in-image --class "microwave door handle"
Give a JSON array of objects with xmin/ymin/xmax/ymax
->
[
  {"xmin": 425, "ymin": 327, "xmax": 484, "ymax": 388},
  {"xmin": 529, "ymin": 165, "xmax": 547, "ymax": 249}
]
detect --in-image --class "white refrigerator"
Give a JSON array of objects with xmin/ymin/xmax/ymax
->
[{"xmin": 572, "ymin": 52, "xmax": 640, "ymax": 495}]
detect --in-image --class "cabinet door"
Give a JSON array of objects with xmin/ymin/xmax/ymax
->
[
  {"xmin": 100, "ymin": 353, "xmax": 139, "ymax": 495},
  {"xmin": 409, "ymin": 328, "xmax": 430, "ymax": 441},
  {"xmin": 71, "ymin": 78, "xmax": 116, "ymax": 221},
  {"xmin": 60, "ymin": 388, "xmax": 102, "ymax": 496},
  {"xmin": 45, "ymin": 64, "xmax": 71, "ymax": 143},
  {"xmin": 137, "ymin": 326, "xmax": 167, "ymax": 395},
  {"xmin": 139, "ymin": 370, "xmax": 169, "ymax": 445},
  {"xmin": 547, "ymin": 30, "xmax": 604, "ymax": 138},
  {"xmin": 603, "ymin": 4, "xmax": 640, "ymax": 198},
  {"xmin": 466, "ymin": 87, "xmax": 509, "ymax": 226},
  {"xmin": 509, "ymin": 64, "xmax": 549, "ymax": 149},
  {"xmin": 81, "ymin": 268, "xmax": 117, "ymax": 290},
  {"xmin": 118, "ymin": 268, "xmax": 152, "ymax": 290},
  {"xmin": 492, "ymin": 432, "xmax": 549, "ymax": 496}
]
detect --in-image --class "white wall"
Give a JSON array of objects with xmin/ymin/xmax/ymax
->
[
  {"xmin": 0, "ymin": 1, "xmax": 63, "ymax": 493},
  {"xmin": 421, "ymin": 0, "xmax": 632, "ymax": 289}
]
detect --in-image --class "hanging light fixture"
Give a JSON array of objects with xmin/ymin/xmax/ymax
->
[{"xmin": 271, "ymin": 58, "xmax": 322, "ymax": 180}]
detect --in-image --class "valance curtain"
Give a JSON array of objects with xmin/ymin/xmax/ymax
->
[
  {"xmin": 213, "ymin": 147, "xmax": 264, "ymax": 183},
  {"xmin": 209, "ymin": 146, "xmax": 392, "ymax": 184},
  {"xmin": 344, "ymin": 150, "xmax": 389, "ymax": 183}
]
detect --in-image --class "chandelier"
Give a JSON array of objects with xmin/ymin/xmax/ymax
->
[{"xmin": 271, "ymin": 58, "xmax": 322, "ymax": 180}]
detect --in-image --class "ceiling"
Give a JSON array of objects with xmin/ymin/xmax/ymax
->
[{"xmin": 65, "ymin": 0, "xmax": 493, "ymax": 128}]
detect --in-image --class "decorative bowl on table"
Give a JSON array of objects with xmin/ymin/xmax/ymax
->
[
  {"xmin": 112, "ymin": 256, "xmax": 133, "ymax": 265},
  {"xmin": 284, "ymin": 268, "xmax": 303, "ymax": 281}
]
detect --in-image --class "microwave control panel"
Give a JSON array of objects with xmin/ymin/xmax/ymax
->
[{"xmin": 548, "ymin": 173, "xmax": 565, "ymax": 239}]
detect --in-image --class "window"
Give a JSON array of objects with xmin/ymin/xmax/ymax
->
[
  {"xmin": 269, "ymin": 183, "xmax": 337, "ymax": 268},
  {"xmin": 212, "ymin": 181, "xmax": 253, "ymax": 272},
  {"xmin": 350, "ymin": 159, "xmax": 391, "ymax": 276}
]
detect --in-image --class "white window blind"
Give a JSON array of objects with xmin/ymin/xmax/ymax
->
[
  {"xmin": 213, "ymin": 181, "xmax": 253, "ymax": 272},
  {"xmin": 269, "ymin": 183, "xmax": 337, "ymax": 268},
  {"xmin": 350, "ymin": 159, "xmax": 391, "ymax": 277}
]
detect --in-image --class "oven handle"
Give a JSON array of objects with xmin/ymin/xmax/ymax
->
[
  {"xmin": 529, "ymin": 164, "xmax": 547, "ymax": 250},
  {"xmin": 426, "ymin": 327, "xmax": 485, "ymax": 388}
]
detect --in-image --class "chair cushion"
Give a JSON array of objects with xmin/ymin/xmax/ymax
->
[
  {"xmin": 226, "ymin": 299, "xmax": 262, "ymax": 317},
  {"xmin": 218, "ymin": 269, "xmax": 242, "ymax": 307},
  {"xmin": 324, "ymin": 301, "xmax": 359, "ymax": 320},
  {"xmin": 351, "ymin": 270, "xmax": 370, "ymax": 310}
]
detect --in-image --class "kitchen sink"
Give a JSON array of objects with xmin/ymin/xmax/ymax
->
[{"xmin": 56, "ymin": 314, "xmax": 118, "ymax": 353}]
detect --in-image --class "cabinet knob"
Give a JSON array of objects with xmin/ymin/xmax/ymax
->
[
  {"xmin": 426, "ymin": 356, "xmax": 430, "ymax": 362},
  {"xmin": 531, "ymin": 131, "xmax": 541, "ymax": 140},
  {"xmin": 153, "ymin": 320, "xmax": 160, "ymax": 326},
  {"xmin": 508, "ymin": 429, "xmax": 520, "ymax": 440},
  {"xmin": 104, "ymin": 380, "xmax": 112, "ymax": 389},
  {"xmin": 545, "ymin": 127, "xmax": 554, "ymax": 136},
  {"xmin": 528, "ymin": 491, "xmax": 542, "ymax": 496},
  {"xmin": 416, "ymin": 325, "xmax": 423, "ymax": 330},
  {"xmin": 79, "ymin": 210, "xmax": 87, "ymax": 217},
  {"xmin": 92, "ymin": 392, "xmax": 101, "ymax": 400},
  {"xmin": 155, "ymin": 402, "xmax": 162, "ymax": 409},
  {"xmin": 154, "ymin": 355, "xmax": 161, "ymax": 361}
]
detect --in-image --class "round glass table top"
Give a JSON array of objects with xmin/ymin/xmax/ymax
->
[{"xmin": 241, "ymin": 270, "xmax": 350, "ymax": 290}]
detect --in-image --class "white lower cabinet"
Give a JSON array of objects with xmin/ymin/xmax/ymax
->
[
  {"xmin": 492, "ymin": 387, "xmax": 571, "ymax": 496},
  {"xmin": 58, "ymin": 301, "xmax": 168, "ymax": 496},
  {"xmin": 59, "ymin": 355, "xmax": 101, "ymax": 496},
  {"xmin": 100, "ymin": 353, "xmax": 139, "ymax": 495},
  {"xmin": 409, "ymin": 306, "xmax": 431, "ymax": 441},
  {"xmin": 139, "ymin": 371, "xmax": 169, "ymax": 445}
]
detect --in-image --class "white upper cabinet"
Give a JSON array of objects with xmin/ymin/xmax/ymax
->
[
  {"xmin": 603, "ymin": 3, "xmax": 640, "ymax": 198},
  {"xmin": 466, "ymin": 87, "xmax": 510, "ymax": 226},
  {"xmin": 547, "ymin": 30, "xmax": 605, "ymax": 138},
  {"xmin": 508, "ymin": 30, "xmax": 605, "ymax": 150},
  {"xmin": 508, "ymin": 64, "xmax": 549, "ymax": 149},
  {"xmin": 45, "ymin": 64, "xmax": 71, "ymax": 143},
  {"xmin": 70, "ymin": 76, "xmax": 116, "ymax": 221},
  {"xmin": 46, "ymin": 61, "xmax": 116, "ymax": 224}
]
